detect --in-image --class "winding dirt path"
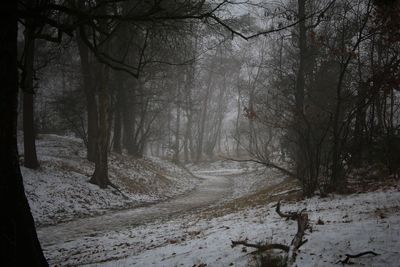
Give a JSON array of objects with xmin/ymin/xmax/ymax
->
[{"xmin": 37, "ymin": 171, "xmax": 234, "ymax": 247}]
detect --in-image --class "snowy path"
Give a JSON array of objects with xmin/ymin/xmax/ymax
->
[{"xmin": 37, "ymin": 171, "xmax": 234, "ymax": 247}]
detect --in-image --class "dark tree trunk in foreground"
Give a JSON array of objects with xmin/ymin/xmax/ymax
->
[
  {"xmin": 22, "ymin": 18, "xmax": 39, "ymax": 169},
  {"xmin": 23, "ymin": 93, "xmax": 39, "ymax": 168},
  {"xmin": 0, "ymin": 1, "xmax": 48, "ymax": 265}
]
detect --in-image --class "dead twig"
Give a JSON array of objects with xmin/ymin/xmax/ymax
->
[{"xmin": 336, "ymin": 251, "xmax": 379, "ymax": 264}]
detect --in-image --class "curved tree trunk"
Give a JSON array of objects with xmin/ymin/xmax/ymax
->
[{"xmin": 0, "ymin": 2, "xmax": 48, "ymax": 265}]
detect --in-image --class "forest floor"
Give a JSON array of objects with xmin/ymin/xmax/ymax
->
[{"xmin": 23, "ymin": 135, "xmax": 400, "ymax": 266}]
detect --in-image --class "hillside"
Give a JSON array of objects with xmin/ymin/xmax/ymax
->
[{"xmin": 20, "ymin": 134, "xmax": 199, "ymax": 226}]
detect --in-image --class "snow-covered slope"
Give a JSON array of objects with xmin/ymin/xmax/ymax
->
[
  {"xmin": 22, "ymin": 136, "xmax": 400, "ymax": 266},
  {"xmin": 40, "ymin": 180, "xmax": 400, "ymax": 267},
  {"xmin": 20, "ymin": 134, "xmax": 198, "ymax": 226}
]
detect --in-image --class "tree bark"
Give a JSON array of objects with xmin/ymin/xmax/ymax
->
[
  {"xmin": 113, "ymin": 93, "xmax": 122, "ymax": 153},
  {"xmin": 22, "ymin": 18, "xmax": 39, "ymax": 169},
  {"xmin": 183, "ymin": 114, "xmax": 191, "ymax": 162},
  {"xmin": 196, "ymin": 58, "xmax": 215, "ymax": 162},
  {"xmin": 122, "ymin": 88, "xmax": 134, "ymax": 153},
  {"xmin": 183, "ymin": 62, "xmax": 195, "ymax": 163},
  {"xmin": 235, "ymin": 84, "xmax": 241, "ymax": 156},
  {"xmin": 295, "ymin": 0, "xmax": 307, "ymax": 191},
  {"xmin": 352, "ymin": 46, "xmax": 366, "ymax": 167},
  {"xmin": 0, "ymin": 1, "xmax": 48, "ymax": 265},
  {"xmin": 122, "ymin": 78, "xmax": 142, "ymax": 157},
  {"xmin": 296, "ymin": 0, "xmax": 306, "ymax": 117},
  {"xmin": 77, "ymin": 28, "xmax": 98, "ymax": 162},
  {"xmin": 90, "ymin": 64, "xmax": 111, "ymax": 188},
  {"xmin": 173, "ymin": 79, "xmax": 181, "ymax": 163}
]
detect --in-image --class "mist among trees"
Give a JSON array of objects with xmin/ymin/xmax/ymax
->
[{"xmin": 1, "ymin": 0, "xmax": 400, "ymax": 266}]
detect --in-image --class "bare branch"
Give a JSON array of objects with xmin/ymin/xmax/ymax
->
[
  {"xmin": 231, "ymin": 240, "xmax": 289, "ymax": 252},
  {"xmin": 222, "ymin": 157, "xmax": 296, "ymax": 178}
]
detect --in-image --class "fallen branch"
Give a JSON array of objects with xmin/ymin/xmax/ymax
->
[
  {"xmin": 231, "ymin": 240, "xmax": 289, "ymax": 253},
  {"xmin": 232, "ymin": 202, "xmax": 309, "ymax": 265},
  {"xmin": 287, "ymin": 209, "xmax": 308, "ymax": 263},
  {"xmin": 275, "ymin": 201, "xmax": 305, "ymax": 220},
  {"xmin": 336, "ymin": 251, "xmax": 379, "ymax": 264}
]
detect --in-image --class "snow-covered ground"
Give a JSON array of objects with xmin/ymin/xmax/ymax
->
[
  {"xmin": 40, "ymin": 180, "xmax": 400, "ymax": 267},
  {"xmin": 23, "ymin": 136, "xmax": 400, "ymax": 266},
  {"xmin": 20, "ymin": 134, "xmax": 199, "ymax": 226}
]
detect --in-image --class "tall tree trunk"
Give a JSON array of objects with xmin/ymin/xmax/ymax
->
[
  {"xmin": 196, "ymin": 90, "xmax": 208, "ymax": 162},
  {"xmin": 0, "ymin": 2, "xmax": 48, "ymax": 264},
  {"xmin": 77, "ymin": 28, "xmax": 98, "ymax": 162},
  {"xmin": 331, "ymin": 15, "xmax": 357, "ymax": 191},
  {"xmin": 112, "ymin": 75, "xmax": 123, "ymax": 154},
  {"xmin": 248, "ymin": 86, "xmax": 255, "ymax": 152},
  {"xmin": 296, "ymin": 0, "xmax": 306, "ymax": 118},
  {"xmin": 173, "ymin": 106, "xmax": 181, "ymax": 163},
  {"xmin": 374, "ymin": 36, "xmax": 384, "ymax": 136},
  {"xmin": 183, "ymin": 62, "xmax": 195, "ymax": 163},
  {"xmin": 22, "ymin": 19, "xmax": 39, "ymax": 169},
  {"xmin": 196, "ymin": 59, "xmax": 215, "ymax": 162},
  {"xmin": 235, "ymin": 84, "xmax": 241, "ymax": 156},
  {"xmin": 132, "ymin": 80, "xmax": 147, "ymax": 157},
  {"xmin": 174, "ymin": 81, "xmax": 181, "ymax": 163},
  {"xmin": 295, "ymin": 0, "xmax": 307, "ymax": 193},
  {"xmin": 90, "ymin": 65, "xmax": 111, "ymax": 188},
  {"xmin": 352, "ymin": 46, "xmax": 366, "ymax": 166},
  {"xmin": 123, "ymin": 78, "xmax": 141, "ymax": 156},
  {"xmin": 205, "ymin": 77, "xmax": 226, "ymax": 157},
  {"xmin": 89, "ymin": 1, "xmax": 112, "ymax": 188},
  {"xmin": 122, "ymin": 85, "xmax": 134, "ymax": 153},
  {"xmin": 183, "ymin": 118, "xmax": 190, "ymax": 162},
  {"xmin": 113, "ymin": 96, "xmax": 122, "ymax": 153}
]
